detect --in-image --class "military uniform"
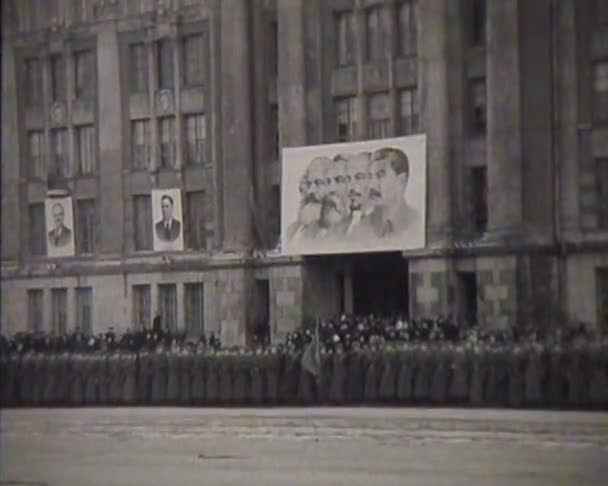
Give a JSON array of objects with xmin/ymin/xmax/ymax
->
[
  {"xmin": 108, "ymin": 350, "xmax": 123, "ymax": 405},
  {"xmin": 507, "ymin": 346, "xmax": 525, "ymax": 408},
  {"xmin": 566, "ymin": 343, "xmax": 589, "ymax": 408},
  {"xmin": 166, "ymin": 349, "xmax": 180, "ymax": 404},
  {"xmin": 137, "ymin": 349, "xmax": 153, "ymax": 404},
  {"xmin": 396, "ymin": 347, "xmax": 414, "ymax": 404},
  {"xmin": 328, "ymin": 351, "xmax": 346, "ymax": 404},
  {"xmin": 414, "ymin": 346, "xmax": 433, "ymax": 404},
  {"xmin": 363, "ymin": 350, "xmax": 379, "ymax": 403},
  {"xmin": 468, "ymin": 346, "xmax": 487, "ymax": 406},
  {"xmin": 43, "ymin": 353, "xmax": 58, "ymax": 406},
  {"xmin": 430, "ymin": 345, "xmax": 449, "ymax": 404},
  {"xmin": 524, "ymin": 344, "xmax": 543, "ymax": 407},
  {"xmin": 250, "ymin": 350, "xmax": 265, "ymax": 405},
  {"xmin": 280, "ymin": 351, "xmax": 300, "ymax": 405},
  {"xmin": 98, "ymin": 353, "xmax": 110, "ymax": 405},
  {"xmin": 379, "ymin": 348, "xmax": 397, "ymax": 403},
  {"xmin": 122, "ymin": 352, "xmax": 137, "ymax": 405},
  {"xmin": 448, "ymin": 346, "xmax": 469, "ymax": 405},
  {"xmin": 69, "ymin": 353, "xmax": 85, "ymax": 406},
  {"xmin": 232, "ymin": 352, "xmax": 249, "ymax": 405},
  {"xmin": 265, "ymin": 349, "xmax": 281, "ymax": 405},
  {"xmin": 589, "ymin": 341, "xmax": 608, "ymax": 408},
  {"xmin": 191, "ymin": 349, "xmax": 206, "ymax": 405},
  {"xmin": 178, "ymin": 348, "xmax": 193, "ymax": 406},
  {"xmin": 205, "ymin": 352, "xmax": 219, "ymax": 405},
  {"xmin": 151, "ymin": 348, "xmax": 168, "ymax": 405},
  {"xmin": 346, "ymin": 350, "xmax": 365, "ymax": 403},
  {"xmin": 546, "ymin": 346, "xmax": 567, "ymax": 408},
  {"xmin": 219, "ymin": 352, "xmax": 235, "ymax": 405}
]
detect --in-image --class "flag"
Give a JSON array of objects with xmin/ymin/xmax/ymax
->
[{"xmin": 301, "ymin": 319, "xmax": 321, "ymax": 377}]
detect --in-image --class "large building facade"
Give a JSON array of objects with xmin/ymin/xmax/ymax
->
[{"xmin": 2, "ymin": 0, "xmax": 608, "ymax": 344}]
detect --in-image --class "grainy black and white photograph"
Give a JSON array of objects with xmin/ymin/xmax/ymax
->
[{"xmin": 1, "ymin": 0, "xmax": 608, "ymax": 485}]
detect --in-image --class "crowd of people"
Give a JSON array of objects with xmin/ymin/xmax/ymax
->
[{"xmin": 1, "ymin": 314, "xmax": 607, "ymax": 409}]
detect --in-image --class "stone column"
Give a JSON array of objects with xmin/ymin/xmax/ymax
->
[
  {"xmin": 97, "ymin": 24, "xmax": 124, "ymax": 254},
  {"xmin": 486, "ymin": 0, "xmax": 523, "ymax": 239},
  {"xmin": 221, "ymin": 0, "xmax": 254, "ymax": 251},
  {"xmin": 418, "ymin": 0, "xmax": 452, "ymax": 247}
]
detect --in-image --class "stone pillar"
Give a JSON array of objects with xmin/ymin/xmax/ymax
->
[
  {"xmin": 221, "ymin": 0, "xmax": 254, "ymax": 251},
  {"xmin": 418, "ymin": 0, "xmax": 452, "ymax": 246},
  {"xmin": 97, "ymin": 24, "xmax": 124, "ymax": 254},
  {"xmin": 277, "ymin": 0, "xmax": 307, "ymax": 147},
  {"xmin": 1, "ymin": 38, "xmax": 21, "ymax": 261},
  {"xmin": 486, "ymin": 0, "xmax": 523, "ymax": 239}
]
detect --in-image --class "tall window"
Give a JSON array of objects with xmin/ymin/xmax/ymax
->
[
  {"xmin": 366, "ymin": 7, "xmax": 385, "ymax": 62},
  {"xmin": 132, "ymin": 284, "xmax": 151, "ymax": 330},
  {"xmin": 129, "ymin": 42, "xmax": 148, "ymax": 94},
  {"xmin": 470, "ymin": 167, "xmax": 488, "ymax": 233},
  {"xmin": 598, "ymin": 268, "xmax": 608, "ymax": 330},
  {"xmin": 469, "ymin": 78, "xmax": 486, "ymax": 136},
  {"xmin": 597, "ymin": 158, "xmax": 608, "ymax": 229},
  {"xmin": 158, "ymin": 117, "xmax": 175, "ymax": 168},
  {"xmin": 269, "ymin": 184, "xmax": 281, "ymax": 248},
  {"xmin": 50, "ymin": 54, "xmax": 66, "ymax": 101},
  {"xmin": 75, "ymin": 199, "xmax": 96, "ymax": 254},
  {"xmin": 158, "ymin": 284, "xmax": 177, "ymax": 331},
  {"xmin": 24, "ymin": 57, "xmax": 42, "ymax": 107},
  {"xmin": 75, "ymin": 125, "xmax": 96, "ymax": 175},
  {"xmin": 74, "ymin": 49, "xmax": 93, "ymax": 100},
  {"xmin": 270, "ymin": 20, "xmax": 278, "ymax": 78},
  {"xmin": 131, "ymin": 119, "xmax": 150, "ymax": 170},
  {"xmin": 72, "ymin": 0, "xmax": 89, "ymax": 23},
  {"xmin": 184, "ymin": 114, "xmax": 206, "ymax": 165},
  {"xmin": 185, "ymin": 190, "xmax": 206, "ymax": 250},
  {"xmin": 29, "ymin": 203, "xmax": 46, "ymax": 256},
  {"xmin": 183, "ymin": 34, "xmax": 204, "ymax": 86},
  {"xmin": 158, "ymin": 39, "xmax": 174, "ymax": 89},
  {"xmin": 75, "ymin": 287, "xmax": 93, "ymax": 334},
  {"xmin": 51, "ymin": 128, "xmax": 70, "ymax": 178},
  {"xmin": 185, "ymin": 283, "xmax": 204, "ymax": 336},
  {"xmin": 28, "ymin": 131, "xmax": 45, "ymax": 179},
  {"xmin": 399, "ymin": 88, "xmax": 419, "ymax": 135},
  {"xmin": 593, "ymin": 61, "xmax": 608, "ymax": 123},
  {"xmin": 335, "ymin": 10, "xmax": 355, "ymax": 67},
  {"xmin": 368, "ymin": 93, "xmax": 390, "ymax": 139},
  {"xmin": 398, "ymin": 0, "xmax": 418, "ymax": 58},
  {"xmin": 270, "ymin": 104, "xmax": 279, "ymax": 160},
  {"xmin": 336, "ymin": 97, "xmax": 359, "ymax": 142},
  {"xmin": 28, "ymin": 289, "xmax": 44, "ymax": 332},
  {"xmin": 470, "ymin": 0, "xmax": 486, "ymax": 47},
  {"xmin": 133, "ymin": 195, "xmax": 152, "ymax": 251},
  {"xmin": 51, "ymin": 288, "xmax": 68, "ymax": 335}
]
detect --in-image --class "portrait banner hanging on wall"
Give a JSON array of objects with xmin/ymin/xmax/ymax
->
[
  {"xmin": 281, "ymin": 134, "xmax": 427, "ymax": 255},
  {"xmin": 45, "ymin": 197, "xmax": 75, "ymax": 258},
  {"xmin": 152, "ymin": 188, "xmax": 184, "ymax": 252}
]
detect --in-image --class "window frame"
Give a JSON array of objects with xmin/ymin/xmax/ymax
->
[
  {"xmin": 75, "ymin": 198, "xmax": 97, "ymax": 255},
  {"xmin": 133, "ymin": 194, "xmax": 153, "ymax": 251},
  {"xmin": 27, "ymin": 289, "xmax": 44, "ymax": 333},
  {"xmin": 75, "ymin": 286, "xmax": 93, "ymax": 335},
  {"xmin": 335, "ymin": 10, "xmax": 356, "ymax": 68}
]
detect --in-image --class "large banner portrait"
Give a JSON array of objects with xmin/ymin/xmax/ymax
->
[
  {"xmin": 152, "ymin": 188, "xmax": 184, "ymax": 252},
  {"xmin": 45, "ymin": 197, "xmax": 75, "ymax": 258},
  {"xmin": 281, "ymin": 134, "xmax": 426, "ymax": 255}
]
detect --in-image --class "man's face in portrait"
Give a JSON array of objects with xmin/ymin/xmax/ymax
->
[
  {"xmin": 161, "ymin": 197, "xmax": 174, "ymax": 222},
  {"xmin": 52, "ymin": 204, "xmax": 65, "ymax": 230},
  {"xmin": 346, "ymin": 152, "xmax": 371, "ymax": 212},
  {"xmin": 370, "ymin": 149, "xmax": 409, "ymax": 208},
  {"xmin": 320, "ymin": 157, "xmax": 349, "ymax": 228},
  {"xmin": 306, "ymin": 156, "xmax": 331, "ymax": 204}
]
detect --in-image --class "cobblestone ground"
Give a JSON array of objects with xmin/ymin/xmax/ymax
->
[{"xmin": 1, "ymin": 407, "xmax": 607, "ymax": 486}]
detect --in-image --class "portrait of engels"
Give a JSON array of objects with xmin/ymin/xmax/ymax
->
[
  {"xmin": 48, "ymin": 202, "xmax": 73, "ymax": 248},
  {"xmin": 154, "ymin": 194, "xmax": 182, "ymax": 243},
  {"xmin": 287, "ymin": 147, "xmax": 419, "ymax": 245}
]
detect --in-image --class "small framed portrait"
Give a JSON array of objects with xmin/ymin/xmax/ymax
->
[{"xmin": 152, "ymin": 188, "xmax": 184, "ymax": 252}]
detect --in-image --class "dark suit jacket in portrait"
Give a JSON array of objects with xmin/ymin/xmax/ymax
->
[
  {"xmin": 155, "ymin": 219, "xmax": 181, "ymax": 242},
  {"xmin": 48, "ymin": 225, "xmax": 72, "ymax": 248}
]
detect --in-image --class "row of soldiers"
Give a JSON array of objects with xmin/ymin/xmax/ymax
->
[{"xmin": 1, "ymin": 339, "xmax": 607, "ymax": 409}]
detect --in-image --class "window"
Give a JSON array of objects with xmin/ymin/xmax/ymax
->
[
  {"xmin": 158, "ymin": 284, "xmax": 177, "ymax": 331},
  {"xmin": 597, "ymin": 158, "xmax": 608, "ymax": 229},
  {"xmin": 75, "ymin": 125, "xmax": 96, "ymax": 175},
  {"xmin": 132, "ymin": 285, "xmax": 151, "ymax": 330},
  {"xmin": 469, "ymin": 78, "xmax": 486, "ymax": 136},
  {"xmin": 184, "ymin": 114, "xmax": 206, "ymax": 165},
  {"xmin": 185, "ymin": 190, "xmax": 207, "ymax": 250},
  {"xmin": 470, "ymin": 0, "xmax": 486, "ymax": 47},
  {"xmin": 28, "ymin": 289, "xmax": 44, "ymax": 332},
  {"xmin": 50, "ymin": 54, "xmax": 66, "ymax": 101},
  {"xmin": 24, "ymin": 57, "xmax": 42, "ymax": 106},
  {"xmin": 470, "ymin": 167, "xmax": 488, "ymax": 233},
  {"xmin": 336, "ymin": 97, "xmax": 359, "ymax": 142},
  {"xmin": 131, "ymin": 119, "xmax": 150, "ymax": 170},
  {"xmin": 269, "ymin": 184, "xmax": 281, "ymax": 248},
  {"xmin": 593, "ymin": 61, "xmax": 608, "ymax": 123},
  {"xmin": 270, "ymin": 104, "xmax": 279, "ymax": 160},
  {"xmin": 74, "ymin": 49, "xmax": 94, "ymax": 100},
  {"xmin": 158, "ymin": 117, "xmax": 175, "ymax": 168},
  {"xmin": 366, "ymin": 7, "xmax": 385, "ymax": 62},
  {"xmin": 129, "ymin": 42, "xmax": 148, "ymax": 94},
  {"xmin": 29, "ymin": 203, "xmax": 46, "ymax": 256},
  {"xmin": 183, "ymin": 34, "xmax": 204, "ymax": 86},
  {"xmin": 399, "ymin": 88, "xmax": 419, "ymax": 134},
  {"xmin": 157, "ymin": 39, "xmax": 174, "ymax": 89},
  {"xmin": 335, "ymin": 10, "xmax": 355, "ymax": 67},
  {"xmin": 594, "ymin": 0, "xmax": 608, "ymax": 26},
  {"xmin": 598, "ymin": 268, "xmax": 608, "ymax": 330},
  {"xmin": 51, "ymin": 128, "xmax": 70, "ymax": 178},
  {"xmin": 368, "ymin": 93, "xmax": 391, "ymax": 139},
  {"xmin": 75, "ymin": 199, "xmax": 96, "ymax": 254},
  {"xmin": 270, "ymin": 20, "xmax": 278, "ymax": 78},
  {"xmin": 397, "ymin": 0, "xmax": 418, "ymax": 58},
  {"xmin": 133, "ymin": 195, "xmax": 152, "ymax": 251},
  {"xmin": 185, "ymin": 283, "xmax": 204, "ymax": 336},
  {"xmin": 75, "ymin": 287, "xmax": 93, "ymax": 334},
  {"xmin": 51, "ymin": 288, "xmax": 68, "ymax": 335},
  {"xmin": 28, "ymin": 131, "xmax": 45, "ymax": 179}
]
